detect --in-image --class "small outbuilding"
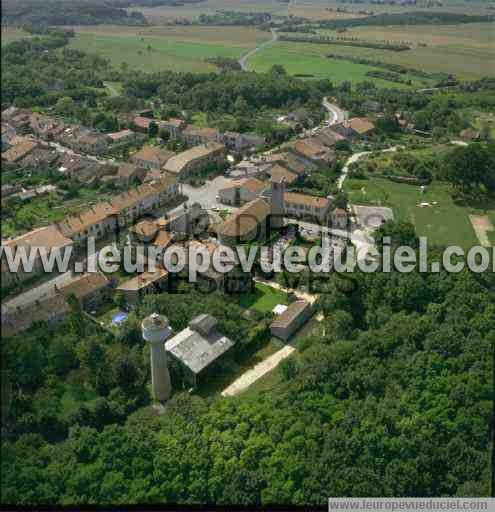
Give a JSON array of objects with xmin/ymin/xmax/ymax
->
[{"xmin": 270, "ymin": 300, "xmax": 312, "ymax": 341}]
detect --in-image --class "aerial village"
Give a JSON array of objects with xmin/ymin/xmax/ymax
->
[{"xmin": 1, "ymin": 102, "xmax": 392, "ymax": 395}]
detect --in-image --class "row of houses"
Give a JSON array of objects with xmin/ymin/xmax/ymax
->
[
  {"xmin": 1, "ymin": 174, "xmax": 180, "ymax": 290},
  {"xmin": 215, "ymin": 176, "xmax": 348, "ymax": 246},
  {"xmin": 131, "ymin": 112, "xmax": 265, "ymax": 154}
]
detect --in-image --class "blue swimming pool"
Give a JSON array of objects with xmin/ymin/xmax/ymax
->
[{"xmin": 111, "ymin": 311, "xmax": 128, "ymax": 326}]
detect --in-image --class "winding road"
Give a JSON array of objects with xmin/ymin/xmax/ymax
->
[
  {"xmin": 322, "ymin": 97, "xmax": 346, "ymax": 126},
  {"xmin": 238, "ymin": 29, "xmax": 278, "ymax": 71}
]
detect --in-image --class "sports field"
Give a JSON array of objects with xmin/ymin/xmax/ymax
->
[
  {"xmin": 68, "ymin": 26, "xmax": 269, "ymax": 73},
  {"xmin": 344, "ymin": 178, "xmax": 495, "ymax": 249}
]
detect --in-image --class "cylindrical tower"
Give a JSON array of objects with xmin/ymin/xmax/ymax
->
[
  {"xmin": 142, "ymin": 313, "xmax": 172, "ymax": 402},
  {"xmin": 269, "ymin": 176, "xmax": 286, "ymax": 230}
]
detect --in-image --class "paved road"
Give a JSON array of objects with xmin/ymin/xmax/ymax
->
[
  {"xmin": 221, "ymin": 345, "xmax": 295, "ymax": 396},
  {"xmin": 238, "ymin": 29, "xmax": 278, "ymax": 71},
  {"xmin": 322, "ymin": 98, "xmax": 346, "ymax": 126},
  {"xmin": 337, "ymin": 145, "xmax": 402, "ymax": 190},
  {"xmin": 48, "ymin": 141, "xmax": 113, "ymax": 165},
  {"xmin": 181, "ymin": 176, "xmax": 236, "ymax": 210},
  {"xmin": 4, "ymin": 250, "xmax": 101, "ymax": 310}
]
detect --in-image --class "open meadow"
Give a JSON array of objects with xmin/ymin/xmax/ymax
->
[
  {"xmin": 313, "ymin": 22, "xmax": 495, "ymax": 80},
  {"xmin": 248, "ymin": 41, "xmax": 431, "ymax": 87},
  {"xmin": 68, "ymin": 25, "xmax": 270, "ymax": 73},
  {"xmin": 345, "ymin": 178, "xmax": 495, "ymax": 249},
  {"xmin": 251, "ymin": 21, "xmax": 494, "ymax": 84}
]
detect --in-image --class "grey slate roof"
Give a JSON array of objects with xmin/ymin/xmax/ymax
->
[{"xmin": 165, "ymin": 314, "xmax": 235, "ymax": 374}]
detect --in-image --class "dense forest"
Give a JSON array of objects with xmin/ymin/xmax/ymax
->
[{"xmin": 2, "ymin": 234, "xmax": 493, "ymax": 504}]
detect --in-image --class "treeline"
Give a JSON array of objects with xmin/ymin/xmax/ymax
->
[
  {"xmin": 2, "ymin": 251, "xmax": 493, "ymax": 504},
  {"xmin": 366, "ymin": 70, "xmax": 412, "ymax": 85},
  {"xmin": 317, "ymin": 11, "xmax": 495, "ymax": 29},
  {"xmin": 279, "ymin": 34, "xmax": 411, "ymax": 51},
  {"xmin": 327, "ymin": 53, "xmax": 446, "ymax": 80},
  {"xmin": 1, "ymin": 0, "xmax": 148, "ymax": 26},
  {"xmin": 198, "ymin": 11, "xmax": 272, "ymax": 26},
  {"xmin": 205, "ymin": 56, "xmax": 242, "ymax": 72}
]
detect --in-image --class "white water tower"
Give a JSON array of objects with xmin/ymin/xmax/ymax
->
[{"xmin": 142, "ymin": 313, "xmax": 172, "ymax": 402}]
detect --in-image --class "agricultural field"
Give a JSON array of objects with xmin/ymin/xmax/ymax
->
[
  {"xmin": 1, "ymin": 26, "xmax": 31, "ymax": 46},
  {"xmin": 128, "ymin": 0, "xmax": 492, "ymax": 23},
  {"xmin": 345, "ymin": 177, "xmax": 495, "ymax": 249},
  {"xmin": 315, "ymin": 22, "xmax": 495, "ymax": 80},
  {"xmin": 68, "ymin": 25, "xmax": 269, "ymax": 73},
  {"xmin": 248, "ymin": 41, "xmax": 429, "ymax": 87}
]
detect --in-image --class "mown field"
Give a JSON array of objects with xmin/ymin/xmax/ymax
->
[
  {"xmin": 315, "ymin": 22, "xmax": 495, "ymax": 80},
  {"xmin": 68, "ymin": 25, "xmax": 269, "ymax": 73},
  {"xmin": 345, "ymin": 177, "xmax": 495, "ymax": 249},
  {"xmin": 248, "ymin": 41, "xmax": 429, "ymax": 87},
  {"xmin": 70, "ymin": 26, "xmax": 270, "ymax": 72},
  {"xmin": 251, "ymin": 21, "xmax": 494, "ymax": 83}
]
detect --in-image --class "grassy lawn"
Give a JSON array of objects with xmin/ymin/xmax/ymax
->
[
  {"xmin": 239, "ymin": 282, "xmax": 288, "ymax": 314},
  {"xmin": 249, "ymin": 41, "xmax": 424, "ymax": 87},
  {"xmin": 68, "ymin": 26, "xmax": 268, "ymax": 73},
  {"xmin": 345, "ymin": 177, "xmax": 495, "ymax": 249}
]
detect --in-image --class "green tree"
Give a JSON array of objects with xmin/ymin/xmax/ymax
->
[{"xmin": 148, "ymin": 121, "xmax": 158, "ymax": 138}]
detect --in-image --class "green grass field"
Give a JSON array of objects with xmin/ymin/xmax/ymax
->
[
  {"xmin": 239, "ymin": 283, "xmax": 288, "ymax": 314},
  {"xmin": 67, "ymin": 25, "xmax": 269, "ymax": 73},
  {"xmin": 248, "ymin": 41, "xmax": 426, "ymax": 87},
  {"xmin": 250, "ymin": 20, "xmax": 494, "ymax": 83},
  {"xmin": 130, "ymin": 0, "xmax": 492, "ymax": 23},
  {"xmin": 345, "ymin": 177, "xmax": 495, "ymax": 249},
  {"xmin": 314, "ymin": 22, "xmax": 495, "ymax": 80}
]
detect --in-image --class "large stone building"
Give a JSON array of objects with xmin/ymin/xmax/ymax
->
[
  {"xmin": 165, "ymin": 314, "xmax": 235, "ymax": 387},
  {"xmin": 164, "ymin": 142, "xmax": 226, "ymax": 179},
  {"xmin": 270, "ymin": 300, "xmax": 312, "ymax": 341},
  {"xmin": 218, "ymin": 177, "xmax": 267, "ymax": 206},
  {"xmin": 283, "ymin": 192, "xmax": 332, "ymax": 223},
  {"xmin": 216, "ymin": 197, "xmax": 271, "ymax": 246}
]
